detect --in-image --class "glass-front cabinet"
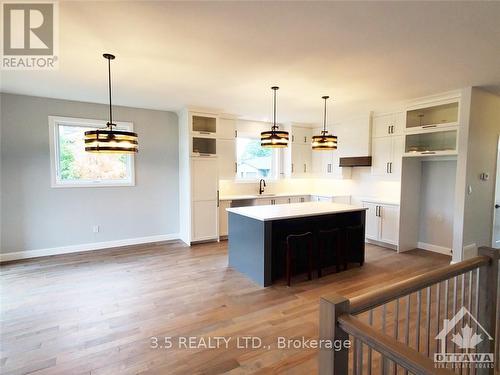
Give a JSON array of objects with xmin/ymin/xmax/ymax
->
[
  {"xmin": 406, "ymin": 101, "xmax": 459, "ymax": 130},
  {"xmin": 404, "ymin": 129, "xmax": 457, "ymax": 156}
]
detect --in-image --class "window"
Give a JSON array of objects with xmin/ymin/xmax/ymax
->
[
  {"xmin": 236, "ymin": 137, "xmax": 276, "ymax": 180},
  {"xmin": 49, "ymin": 116, "xmax": 135, "ymax": 187}
]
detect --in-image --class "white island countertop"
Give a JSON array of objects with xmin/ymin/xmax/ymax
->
[{"xmin": 226, "ymin": 202, "xmax": 367, "ymax": 222}]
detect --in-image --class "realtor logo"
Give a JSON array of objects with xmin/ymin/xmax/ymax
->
[
  {"xmin": 1, "ymin": 1, "xmax": 59, "ymax": 69},
  {"xmin": 434, "ymin": 307, "xmax": 494, "ymax": 369}
]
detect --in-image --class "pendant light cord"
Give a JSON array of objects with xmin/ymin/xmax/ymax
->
[
  {"xmin": 107, "ymin": 57, "xmax": 113, "ymax": 128},
  {"xmin": 322, "ymin": 95, "xmax": 329, "ymax": 134}
]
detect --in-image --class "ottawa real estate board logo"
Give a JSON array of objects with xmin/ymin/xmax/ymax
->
[
  {"xmin": 1, "ymin": 1, "xmax": 59, "ymax": 69},
  {"xmin": 434, "ymin": 307, "xmax": 494, "ymax": 369}
]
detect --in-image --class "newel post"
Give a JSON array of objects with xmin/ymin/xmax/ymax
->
[
  {"xmin": 319, "ymin": 294, "xmax": 350, "ymax": 375},
  {"xmin": 477, "ymin": 247, "xmax": 499, "ymax": 375}
]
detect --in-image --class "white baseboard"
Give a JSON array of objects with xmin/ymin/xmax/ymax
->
[
  {"xmin": 365, "ymin": 238, "xmax": 398, "ymax": 251},
  {"xmin": 417, "ymin": 242, "xmax": 452, "ymax": 256},
  {"xmin": 0, "ymin": 233, "xmax": 180, "ymax": 262}
]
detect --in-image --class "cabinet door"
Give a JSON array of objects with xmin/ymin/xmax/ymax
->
[
  {"xmin": 363, "ymin": 202, "xmax": 380, "ymax": 241},
  {"xmin": 218, "ymin": 200, "xmax": 231, "ymax": 237},
  {"xmin": 218, "ymin": 118, "xmax": 236, "ymax": 140},
  {"xmin": 389, "ymin": 136, "xmax": 404, "ymax": 177},
  {"xmin": 217, "ymin": 139, "xmax": 236, "ymax": 180},
  {"xmin": 392, "ymin": 112, "xmax": 405, "ymax": 135},
  {"xmin": 192, "ymin": 158, "xmax": 218, "ymax": 201},
  {"xmin": 291, "ymin": 145, "xmax": 304, "ymax": 175},
  {"xmin": 255, "ymin": 198, "xmax": 272, "ymax": 206},
  {"xmin": 372, "ymin": 114, "xmax": 393, "ymax": 138},
  {"xmin": 379, "ymin": 205, "xmax": 399, "ymax": 245},
  {"xmin": 302, "ymin": 144, "xmax": 312, "ymax": 174},
  {"xmin": 371, "ymin": 137, "xmax": 392, "ymax": 176},
  {"xmin": 292, "ymin": 127, "xmax": 310, "ymax": 144},
  {"xmin": 332, "ymin": 196, "xmax": 351, "ymax": 204},
  {"xmin": 193, "ymin": 200, "xmax": 218, "ymax": 241}
]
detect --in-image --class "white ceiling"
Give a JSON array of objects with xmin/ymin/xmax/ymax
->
[{"xmin": 2, "ymin": 1, "xmax": 500, "ymax": 124}]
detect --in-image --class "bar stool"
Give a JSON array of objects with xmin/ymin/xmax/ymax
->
[
  {"xmin": 317, "ymin": 228, "xmax": 346, "ymax": 277},
  {"xmin": 283, "ymin": 232, "xmax": 313, "ymax": 286},
  {"xmin": 346, "ymin": 224, "xmax": 365, "ymax": 266}
]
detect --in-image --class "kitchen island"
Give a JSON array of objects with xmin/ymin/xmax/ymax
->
[{"xmin": 227, "ymin": 202, "xmax": 367, "ymax": 286}]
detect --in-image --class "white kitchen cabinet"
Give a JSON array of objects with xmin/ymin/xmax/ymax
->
[
  {"xmin": 291, "ymin": 126, "xmax": 312, "ymax": 144},
  {"xmin": 218, "ymin": 118, "xmax": 237, "ymax": 140},
  {"xmin": 362, "ymin": 201, "xmax": 400, "ymax": 247},
  {"xmin": 193, "ymin": 200, "xmax": 218, "ymax": 241},
  {"xmin": 372, "ymin": 112, "xmax": 405, "ymax": 138},
  {"xmin": 218, "ymin": 200, "xmax": 231, "ymax": 237},
  {"xmin": 379, "ymin": 205, "xmax": 400, "ymax": 245},
  {"xmin": 363, "ymin": 202, "xmax": 380, "ymax": 241},
  {"xmin": 310, "ymin": 195, "xmax": 351, "ymax": 204},
  {"xmin": 192, "ymin": 158, "xmax": 218, "ymax": 201},
  {"xmin": 291, "ymin": 144, "xmax": 312, "ymax": 175},
  {"xmin": 371, "ymin": 135, "xmax": 404, "ymax": 177},
  {"xmin": 217, "ymin": 139, "xmax": 236, "ymax": 180}
]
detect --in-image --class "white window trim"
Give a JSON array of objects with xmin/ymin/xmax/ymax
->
[{"xmin": 48, "ymin": 116, "xmax": 136, "ymax": 188}]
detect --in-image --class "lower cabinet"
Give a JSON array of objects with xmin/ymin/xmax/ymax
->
[
  {"xmin": 192, "ymin": 200, "xmax": 218, "ymax": 241},
  {"xmin": 218, "ymin": 200, "xmax": 231, "ymax": 237},
  {"xmin": 362, "ymin": 200, "xmax": 400, "ymax": 247}
]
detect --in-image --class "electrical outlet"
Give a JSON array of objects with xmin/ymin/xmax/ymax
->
[{"xmin": 93, "ymin": 225, "xmax": 99, "ymax": 233}]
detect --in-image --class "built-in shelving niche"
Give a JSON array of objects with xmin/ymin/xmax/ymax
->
[
  {"xmin": 192, "ymin": 115, "xmax": 217, "ymax": 134},
  {"xmin": 406, "ymin": 101, "xmax": 459, "ymax": 129},
  {"xmin": 405, "ymin": 129, "xmax": 457, "ymax": 156}
]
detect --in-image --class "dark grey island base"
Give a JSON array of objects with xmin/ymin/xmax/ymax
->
[{"xmin": 227, "ymin": 203, "xmax": 367, "ymax": 287}]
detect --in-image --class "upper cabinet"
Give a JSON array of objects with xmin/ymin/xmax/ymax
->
[
  {"xmin": 372, "ymin": 112, "xmax": 405, "ymax": 137},
  {"xmin": 191, "ymin": 113, "xmax": 217, "ymax": 135},
  {"xmin": 291, "ymin": 126, "xmax": 312, "ymax": 144},
  {"xmin": 217, "ymin": 117, "xmax": 237, "ymax": 179},
  {"xmin": 406, "ymin": 100, "xmax": 459, "ymax": 131}
]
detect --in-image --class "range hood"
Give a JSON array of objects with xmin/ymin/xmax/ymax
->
[{"xmin": 339, "ymin": 156, "xmax": 372, "ymax": 167}]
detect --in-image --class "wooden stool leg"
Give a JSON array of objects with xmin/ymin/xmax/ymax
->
[
  {"xmin": 307, "ymin": 241, "xmax": 312, "ymax": 281},
  {"xmin": 286, "ymin": 244, "xmax": 291, "ymax": 287},
  {"xmin": 318, "ymin": 238, "xmax": 323, "ymax": 278}
]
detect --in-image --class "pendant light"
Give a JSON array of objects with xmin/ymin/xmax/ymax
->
[
  {"xmin": 85, "ymin": 53, "xmax": 138, "ymax": 154},
  {"xmin": 260, "ymin": 86, "xmax": 289, "ymax": 148},
  {"xmin": 312, "ymin": 95, "xmax": 337, "ymax": 151}
]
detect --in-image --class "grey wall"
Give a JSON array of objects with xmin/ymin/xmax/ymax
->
[
  {"xmin": 418, "ymin": 160, "xmax": 456, "ymax": 249},
  {"xmin": 1, "ymin": 93, "xmax": 179, "ymax": 253}
]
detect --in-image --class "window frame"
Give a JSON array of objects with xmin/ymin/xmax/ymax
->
[
  {"xmin": 235, "ymin": 136, "xmax": 280, "ymax": 182},
  {"xmin": 48, "ymin": 116, "xmax": 136, "ymax": 188}
]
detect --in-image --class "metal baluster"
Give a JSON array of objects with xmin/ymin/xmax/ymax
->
[
  {"xmin": 353, "ymin": 338, "xmax": 358, "ymax": 375},
  {"xmin": 460, "ymin": 274, "xmax": 466, "ymax": 375},
  {"xmin": 368, "ymin": 310, "xmax": 373, "ymax": 375},
  {"xmin": 393, "ymin": 299, "xmax": 399, "ymax": 375},
  {"xmin": 426, "ymin": 286, "xmax": 432, "ymax": 356},
  {"xmin": 404, "ymin": 294, "xmax": 410, "ymax": 375},
  {"xmin": 436, "ymin": 282, "xmax": 441, "ymax": 342},
  {"xmin": 381, "ymin": 304, "xmax": 387, "ymax": 375},
  {"xmin": 416, "ymin": 290, "xmax": 422, "ymax": 352},
  {"xmin": 473, "ymin": 269, "xmax": 480, "ymax": 375},
  {"xmin": 467, "ymin": 271, "xmax": 473, "ymax": 375},
  {"xmin": 444, "ymin": 279, "xmax": 449, "ymax": 354},
  {"xmin": 452, "ymin": 276, "xmax": 458, "ymax": 354}
]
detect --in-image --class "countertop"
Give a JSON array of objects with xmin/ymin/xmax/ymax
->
[
  {"xmin": 359, "ymin": 197, "xmax": 400, "ymax": 205},
  {"xmin": 226, "ymin": 202, "xmax": 367, "ymax": 221},
  {"xmin": 219, "ymin": 193, "xmax": 351, "ymax": 201}
]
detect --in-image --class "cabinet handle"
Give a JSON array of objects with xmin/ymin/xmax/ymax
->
[
  {"xmin": 390, "ymin": 125, "xmax": 394, "ymax": 134},
  {"xmin": 388, "ymin": 125, "xmax": 391, "ymax": 135},
  {"xmin": 327, "ymin": 163, "xmax": 332, "ymax": 173},
  {"xmin": 292, "ymin": 135, "xmax": 295, "ymax": 142},
  {"xmin": 217, "ymin": 190, "xmax": 219, "ymax": 207},
  {"xmin": 422, "ymin": 125, "xmax": 436, "ymax": 129},
  {"xmin": 234, "ymin": 130, "xmax": 238, "ymax": 138},
  {"xmin": 304, "ymin": 136, "xmax": 307, "ymax": 143},
  {"xmin": 288, "ymin": 198, "xmax": 291, "ymax": 203},
  {"xmin": 375, "ymin": 205, "xmax": 378, "ymax": 217},
  {"xmin": 199, "ymin": 131, "xmax": 211, "ymax": 135},
  {"xmin": 386, "ymin": 162, "xmax": 390, "ymax": 173},
  {"xmin": 235, "ymin": 162, "xmax": 237, "ymax": 173},
  {"xmin": 291, "ymin": 163, "xmax": 294, "ymax": 173},
  {"xmin": 389, "ymin": 162, "xmax": 393, "ymax": 173},
  {"xmin": 304, "ymin": 164, "xmax": 306, "ymax": 173},
  {"xmin": 421, "ymin": 151, "xmax": 436, "ymax": 155}
]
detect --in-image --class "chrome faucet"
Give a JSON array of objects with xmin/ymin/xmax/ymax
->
[{"xmin": 259, "ymin": 179, "xmax": 266, "ymax": 195}]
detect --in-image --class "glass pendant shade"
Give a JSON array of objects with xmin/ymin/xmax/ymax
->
[
  {"xmin": 260, "ymin": 86, "xmax": 289, "ymax": 148},
  {"xmin": 85, "ymin": 53, "xmax": 138, "ymax": 154},
  {"xmin": 312, "ymin": 95, "xmax": 337, "ymax": 151},
  {"xmin": 84, "ymin": 128, "xmax": 138, "ymax": 153}
]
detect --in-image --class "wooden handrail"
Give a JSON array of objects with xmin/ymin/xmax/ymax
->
[
  {"xmin": 338, "ymin": 314, "xmax": 455, "ymax": 375},
  {"xmin": 350, "ymin": 255, "xmax": 490, "ymax": 314}
]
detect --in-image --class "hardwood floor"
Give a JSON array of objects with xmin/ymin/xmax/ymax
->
[{"xmin": 0, "ymin": 241, "xmax": 451, "ymax": 375}]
